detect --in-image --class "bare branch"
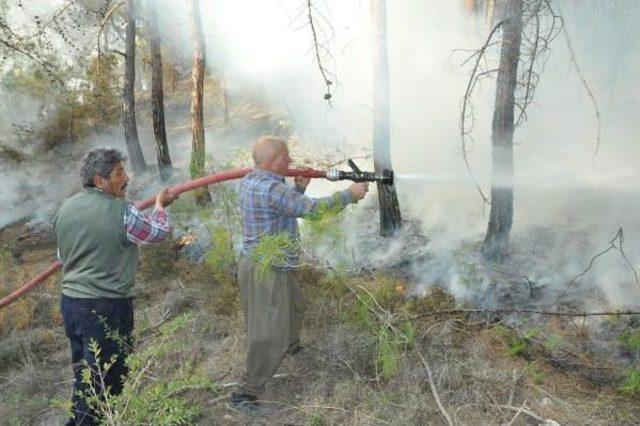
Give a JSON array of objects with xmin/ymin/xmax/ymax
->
[
  {"xmin": 412, "ymin": 308, "xmax": 640, "ymax": 319},
  {"xmin": 555, "ymin": 2, "xmax": 602, "ymax": 169},
  {"xmin": 307, "ymin": 0, "xmax": 334, "ymax": 104},
  {"xmin": 97, "ymin": 0, "xmax": 124, "ymax": 57},
  {"xmin": 552, "ymin": 228, "xmax": 639, "ymax": 306},
  {"xmin": 459, "ymin": 20, "xmax": 504, "ymax": 205},
  {"xmin": 0, "ymin": 38, "xmax": 65, "ymax": 86},
  {"xmin": 415, "ymin": 347, "xmax": 454, "ymax": 426},
  {"xmin": 106, "ymin": 49, "xmax": 126, "ymax": 57}
]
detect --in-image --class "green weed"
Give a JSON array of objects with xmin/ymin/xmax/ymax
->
[{"xmin": 620, "ymin": 368, "xmax": 640, "ymax": 396}]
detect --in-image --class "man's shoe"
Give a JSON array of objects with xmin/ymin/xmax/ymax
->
[{"xmin": 227, "ymin": 392, "xmax": 261, "ymax": 415}]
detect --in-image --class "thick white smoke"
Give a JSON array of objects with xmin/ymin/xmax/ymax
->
[{"xmin": 2, "ymin": 0, "xmax": 639, "ymax": 308}]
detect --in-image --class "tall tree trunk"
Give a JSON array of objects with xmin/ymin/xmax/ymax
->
[
  {"xmin": 149, "ymin": 0, "xmax": 173, "ymax": 181},
  {"xmin": 480, "ymin": 0, "xmax": 523, "ymax": 261},
  {"xmin": 123, "ymin": 0, "xmax": 147, "ymax": 173},
  {"xmin": 371, "ymin": 0, "xmax": 402, "ymax": 237},
  {"xmin": 188, "ymin": 0, "xmax": 211, "ymax": 204}
]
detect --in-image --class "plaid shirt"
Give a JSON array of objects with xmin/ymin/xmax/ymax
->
[
  {"xmin": 239, "ymin": 168, "xmax": 353, "ymax": 268},
  {"xmin": 124, "ymin": 204, "xmax": 170, "ymax": 245}
]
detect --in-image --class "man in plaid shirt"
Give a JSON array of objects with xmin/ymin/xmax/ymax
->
[
  {"xmin": 231, "ymin": 136, "xmax": 368, "ymax": 413},
  {"xmin": 54, "ymin": 148, "xmax": 177, "ymax": 425}
]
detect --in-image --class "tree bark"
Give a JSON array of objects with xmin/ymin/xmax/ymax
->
[
  {"xmin": 188, "ymin": 0, "xmax": 211, "ymax": 204},
  {"xmin": 371, "ymin": 0, "xmax": 402, "ymax": 237},
  {"xmin": 480, "ymin": 0, "xmax": 523, "ymax": 261},
  {"xmin": 148, "ymin": 0, "xmax": 173, "ymax": 181},
  {"xmin": 123, "ymin": 0, "xmax": 147, "ymax": 174}
]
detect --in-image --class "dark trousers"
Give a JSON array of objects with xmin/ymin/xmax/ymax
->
[{"xmin": 61, "ymin": 295, "xmax": 134, "ymax": 426}]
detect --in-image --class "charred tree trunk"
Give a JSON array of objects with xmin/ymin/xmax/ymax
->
[
  {"xmin": 123, "ymin": 0, "xmax": 147, "ymax": 174},
  {"xmin": 188, "ymin": 0, "xmax": 211, "ymax": 204},
  {"xmin": 371, "ymin": 0, "xmax": 402, "ymax": 237},
  {"xmin": 149, "ymin": 0, "xmax": 172, "ymax": 181},
  {"xmin": 480, "ymin": 0, "xmax": 523, "ymax": 261}
]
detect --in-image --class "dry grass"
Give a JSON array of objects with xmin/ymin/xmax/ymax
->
[{"xmin": 3, "ymin": 220, "xmax": 640, "ymax": 425}]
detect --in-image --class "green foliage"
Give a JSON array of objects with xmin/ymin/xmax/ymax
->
[
  {"xmin": 618, "ymin": 330, "xmax": 640, "ymax": 351},
  {"xmin": 0, "ymin": 247, "xmax": 11, "ymax": 273},
  {"xmin": 620, "ymin": 368, "xmax": 640, "ymax": 396},
  {"xmin": 345, "ymin": 292, "xmax": 374, "ymax": 330},
  {"xmin": 524, "ymin": 363, "xmax": 541, "ymax": 381},
  {"xmin": 50, "ymin": 398, "xmax": 74, "ymax": 421},
  {"xmin": 377, "ymin": 329, "xmax": 399, "ymax": 379},
  {"xmin": 524, "ymin": 361, "xmax": 545, "ymax": 384},
  {"xmin": 204, "ymin": 225, "xmax": 235, "ymax": 284},
  {"xmin": 204, "ymin": 225, "xmax": 240, "ymax": 315},
  {"xmin": 542, "ymin": 334, "xmax": 564, "ymax": 352},
  {"xmin": 301, "ymin": 194, "xmax": 345, "ymax": 245},
  {"xmin": 343, "ymin": 284, "xmax": 415, "ymax": 381},
  {"xmin": 496, "ymin": 325, "xmax": 539, "ymax": 358},
  {"xmin": 1, "ymin": 52, "xmax": 121, "ymax": 151},
  {"xmin": 316, "ymin": 269, "xmax": 350, "ymax": 299},
  {"xmin": 308, "ymin": 412, "xmax": 326, "ymax": 426},
  {"xmin": 375, "ymin": 391, "xmax": 394, "ymax": 406},
  {"xmin": 252, "ymin": 232, "xmax": 298, "ymax": 281},
  {"xmin": 82, "ymin": 54, "xmax": 121, "ymax": 131},
  {"xmin": 57, "ymin": 312, "xmax": 217, "ymax": 424}
]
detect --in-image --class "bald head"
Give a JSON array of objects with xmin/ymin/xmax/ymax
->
[
  {"xmin": 252, "ymin": 136, "xmax": 292, "ymax": 175},
  {"xmin": 252, "ymin": 136, "xmax": 286, "ymax": 166}
]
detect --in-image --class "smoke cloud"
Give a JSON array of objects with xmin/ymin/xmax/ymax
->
[{"xmin": 2, "ymin": 0, "xmax": 640, "ymax": 308}]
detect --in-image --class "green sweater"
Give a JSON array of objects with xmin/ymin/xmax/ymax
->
[{"xmin": 54, "ymin": 189, "xmax": 138, "ymax": 298}]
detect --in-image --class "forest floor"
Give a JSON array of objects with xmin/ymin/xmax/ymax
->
[
  {"xmin": 3, "ymin": 197, "xmax": 640, "ymax": 425},
  {"xmin": 2, "ymin": 75, "xmax": 640, "ymax": 425}
]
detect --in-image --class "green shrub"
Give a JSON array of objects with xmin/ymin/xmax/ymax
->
[
  {"xmin": 618, "ymin": 330, "xmax": 640, "ymax": 351},
  {"xmin": 56, "ymin": 312, "xmax": 218, "ymax": 424},
  {"xmin": 620, "ymin": 368, "xmax": 640, "ymax": 396},
  {"xmin": 308, "ymin": 412, "xmax": 326, "ymax": 426},
  {"xmin": 496, "ymin": 325, "xmax": 539, "ymax": 358},
  {"xmin": 524, "ymin": 361, "xmax": 545, "ymax": 384}
]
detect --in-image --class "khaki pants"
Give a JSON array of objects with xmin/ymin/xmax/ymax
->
[{"xmin": 237, "ymin": 255, "xmax": 305, "ymax": 396}]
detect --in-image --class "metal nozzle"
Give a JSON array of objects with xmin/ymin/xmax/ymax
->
[{"xmin": 325, "ymin": 160, "xmax": 394, "ymax": 186}]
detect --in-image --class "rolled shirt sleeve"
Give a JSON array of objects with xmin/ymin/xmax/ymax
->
[{"xmin": 124, "ymin": 203, "xmax": 171, "ymax": 245}]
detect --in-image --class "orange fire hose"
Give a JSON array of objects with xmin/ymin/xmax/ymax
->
[{"xmin": 0, "ymin": 167, "xmax": 327, "ymax": 309}]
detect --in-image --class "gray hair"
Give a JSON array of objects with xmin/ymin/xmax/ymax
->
[{"xmin": 80, "ymin": 148, "xmax": 127, "ymax": 187}]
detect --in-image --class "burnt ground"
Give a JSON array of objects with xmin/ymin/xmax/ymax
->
[{"xmin": 2, "ymin": 205, "xmax": 640, "ymax": 425}]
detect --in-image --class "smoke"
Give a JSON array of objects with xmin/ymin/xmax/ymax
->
[
  {"xmin": 153, "ymin": 0, "xmax": 640, "ymax": 309},
  {"xmin": 2, "ymin": 0, "xmax": 640, "ymax": 309}
]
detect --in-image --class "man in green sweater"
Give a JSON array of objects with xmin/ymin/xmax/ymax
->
[{"xmin": 54, "ymin": 148, "xmax": 176, "ymax": 425}]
